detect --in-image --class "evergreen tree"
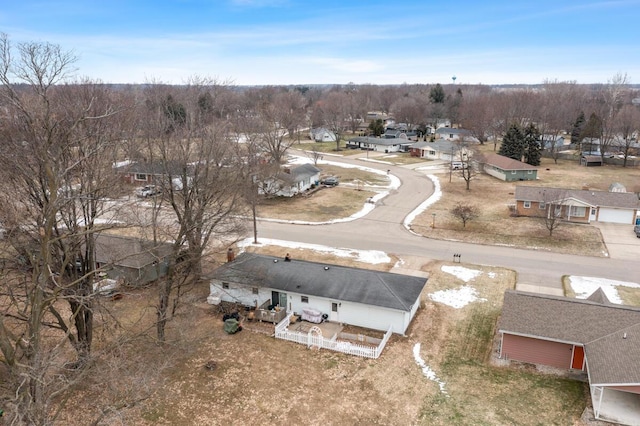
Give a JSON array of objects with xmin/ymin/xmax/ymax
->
[
  {"xmin": 570, "ymin": 111, "xmax": 585, "ymax": 144},
  {"xmin": 580, "ymin": 113, "xmax": 602, "ymax": 153},
  {"xmin": 429, "ymin": 83, "xmax": 445, "ymax": 104},
  {"xmin": 523, "ymin": 123, "xmax": 542, "ymax": 166},
  {"xmin": 368, "ymin": 119, "xmax": 384, "ymax": 136},
  {"xmin": 499, "ymin": 123, "xmax": 525, "ymax": 161}
]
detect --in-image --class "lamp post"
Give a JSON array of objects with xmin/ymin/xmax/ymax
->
[{"xmin": 431, "ymin": 212, "xmax": 436, "ymax": 229}]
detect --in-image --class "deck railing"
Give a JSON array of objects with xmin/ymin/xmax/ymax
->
[{"xmin": 275, "ymin": 313, "xmax": 393, "ymax": 359}]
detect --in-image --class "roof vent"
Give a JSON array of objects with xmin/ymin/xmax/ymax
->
[
  {"xmin": 273, "ymin": 259, "xmax": 278, "ymax": 263},
  {"xmin": 324, "ymin": 266, "xmax": 330, "ymax": 271},
  {"xmin": 623, "ymin": 333, "xmax": 627, "ymax": 339}
]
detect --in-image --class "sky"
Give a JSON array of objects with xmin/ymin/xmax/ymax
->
[{"xmin": 1, "ymin": 0, "xmax": 639, "ymax": 86}]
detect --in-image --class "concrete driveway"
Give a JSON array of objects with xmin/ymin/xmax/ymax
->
[{"xmin": 594, "ymin": 222, "xmax": 640, "ymax": 261}]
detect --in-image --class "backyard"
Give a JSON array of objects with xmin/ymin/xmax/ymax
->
[{"xmin": 54, "ymin": 249, "xmax": 590, "ymax": 425}]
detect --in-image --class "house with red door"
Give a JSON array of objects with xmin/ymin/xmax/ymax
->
[{"xmin": 497, "ymin": 289, "xmax": 640, "ymax": 425}]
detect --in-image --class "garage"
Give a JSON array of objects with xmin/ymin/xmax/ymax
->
[{"xmin": 597, "ymin": 208, "xmax": 635, "ymax": 224}]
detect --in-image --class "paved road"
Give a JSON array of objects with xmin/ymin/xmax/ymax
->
[{"xmin": 253, "ymin": 150, "xmax": 640, "ymax": 289}]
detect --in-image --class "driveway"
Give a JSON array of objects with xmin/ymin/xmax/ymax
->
[{"xmin": 594, "ymin": 222, "xmax": 640, "ymax": 261}]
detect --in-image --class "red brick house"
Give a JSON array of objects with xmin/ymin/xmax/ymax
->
[
  {"xmin": 498, "ymin": 289, "xmax": 640, "ymax": 425},
  {"xmin": 514, "ymin": 186, "xmax": 640, "ymax": 224}
]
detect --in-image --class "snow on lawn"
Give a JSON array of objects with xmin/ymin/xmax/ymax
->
[
  {"xmin": 427, "ymin": 265, "xmax": 488, "ymax": 308},
  {"xmin": 429, "ymin": 286, "xmax": 487, "ymax": 309},
  {"xmin": 413, "ymin": 343, "xmax": 448, "ymax": 396},
  {"xmin": 237, "ymin": 237, "xmax": 391, "ymax": 264},
  {"xmin": 441, "ymin": 265, "xmax": 481, "ymax": 282},
  {"xmin": 569, "ymin": 276, "xmax": 640, "ymax": 305},
  {"xmin": 403, "ymin": 175, "xmax": 441, "ymax": 232}
]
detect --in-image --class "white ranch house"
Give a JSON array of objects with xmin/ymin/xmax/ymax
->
[{"xmin": 207, "ymin": 252, "xmax": 428, "ymax": 335}]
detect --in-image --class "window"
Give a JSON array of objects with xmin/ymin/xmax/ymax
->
[
  {"xmin": 332, "ymin": 302, "xmax": 338, "ymax": 312},
  {"xmin": 429, "ymin": 150, "xmax": 435, "ymax": 155},
  {"xmin": 301, "ymin": 296, "xmax": 309, "ymax": 303},
  {"xmin": 523, "ymin": 201, "xmax": 531, "ymax": 209},
  {"xmin": 527, "ymin": 170, "xmax": 533, "ymax": 174},
  {"xmin": 135, "ymin": 173, "xmax": 147, "ymax": 181},
  {"xmin": 570, "ymin": 206, "xmax": 586, "ymax": 217},
  {"xmin": 591, "ymin": 208, "xmax": 597, "ymax": 215},
  {"xmin": 252, "ymin": 287, "xmax": 259, "ymax": 295},
  {"xmin": 539, "ymin": 202, "xmax": 546, "ymax": 209},
  {"xmin": 222, "ymin": 282, "xmax": 229, "ymax": 289},
  {"xmin": 511, "ymin": 170, "xmax": 517, "ymax": 174}
]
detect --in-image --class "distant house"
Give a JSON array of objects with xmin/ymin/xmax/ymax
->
[
  {"xmin": 498, "ymin": 289, "xmax": 640, "ymax": 425},
  {"xmin": 435, "ymin": 127, "xmax": 471, "ymax": 141},
  {"xmin": 514, "ymin": 186, "xmax": 640, "ymax": 224},
  {"xmin": 409, "ymin": 140, "xmax": 472, "ymax": 161},
  {"xmin": 481, "ymin": 153, "xmax": 538, "ymax": 181},
  {"xmin": 94, "ymin": 233, "xmax": 174, "ymax": 286},
  {"xmin": 115, "ymin": 160, "xmax": 187, "ymax": 185},
  {"xmin": 309, "ymin": 128, "xmax": 337, "ymax": 142},
  {"xmin": 383, "ymin": 129, "xmax": 406, "ymax": 139},
  {"xmin": 207, "ymin": 252, "xmax": 428, "ymax": 335},
  {"xmin": 345, "ymin": 136, "xmax": 403, "ymax": 153},
  {"xmin": 258, "ymin": 163, "xmax": 321, "ymax": 197}
]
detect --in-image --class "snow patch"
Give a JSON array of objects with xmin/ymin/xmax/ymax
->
[
  {"xmin": 441, "ymin": 265, "xmax": 481, "ymax": 282},
  {"xmin": 413, "ymin": 343, "xmax": 448, "ymax": 396},
  {"xmin": 404, "ymin": 175, "xmax": 441, "ymax": 232},
  {"xmin": 428, "ymin": 285, "xmax": 486, "ymax": 309},
  {"xmin": 569, "ymin": 276, "xmax": 640, "ymax": 305},
  {"xmin": 236, "ymin": 237, "xmax": 391, "ymax": 264}
]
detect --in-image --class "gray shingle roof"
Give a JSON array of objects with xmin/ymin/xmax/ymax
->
[
  {"xmin": 585, "ymin": 323, "xmax": 640, "ymax": 385},
  {"xmin": 514, "ymin": 186, "xmax": 640, "ymax": 209},
  {"xmin": 94, "ymin": 234, "xmax": 174, "ymax": 269},
  {"xmin": 482, "ymin": 153, "xmax": 538, "ymax": 171},
  {"xmin": 278, "ymin": 164, "xmax": 321, "ymax": 184},
  {"xmin": 498, "ymin": 290, "xmax": 640, "ymax": 345},
  {"xmin": 348, "ymin": 137, "xmax": 403, "ymax": 147},
  {"xmin": 207, "ymin": 252, "xmax": 427, "ymax": 311}
]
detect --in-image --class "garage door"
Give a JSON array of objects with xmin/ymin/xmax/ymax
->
[{"xmin": 598, "ymin": 208, "xmax": 634, "ymax": 224}]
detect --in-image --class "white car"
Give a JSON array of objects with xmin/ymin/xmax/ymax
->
[{"xmin": 135, "ymin": 185, "xmax": 161, "ymax": 198}]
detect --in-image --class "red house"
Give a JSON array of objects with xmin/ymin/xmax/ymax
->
[{"xmin": 498, "ymin": 289, "xmax": 640, "ymax": 425}]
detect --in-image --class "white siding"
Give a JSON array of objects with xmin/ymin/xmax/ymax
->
[
  {"xmin": 209, "ymin": 281, "xmax": 414, "ymax": 334},
  {"xmin": 483, "ymin": 165, "xmax": 506, "ymax": 181}
]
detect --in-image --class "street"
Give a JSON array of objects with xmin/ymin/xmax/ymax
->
[{"xmin": 254, "ymin": 150, "xmax": 640, "ymax": 290}]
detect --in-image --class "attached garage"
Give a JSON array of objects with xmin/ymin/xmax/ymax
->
[
  {"xmin": 597, "ymin": 207, "xmax": 635, "ymax": 224},
  {"xmin": 501, "ymin": 333, "xmax": 573, "ymax": 369}
]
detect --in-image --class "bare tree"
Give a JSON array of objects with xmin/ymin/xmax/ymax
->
[
  {"xmin": 615, "ymin": 104, "xmax": 640, "ymax": 167},
  {"xmin": 595, "ymin": 72, "xmax": 629, "ymax": 162},
  {"xmin": 140, "ymin": 83, "xmax": 246, "ymax": 342},
  {"xmin": 453, "ymin": 138, "xmax": 477, "ymax": 190},
  {"xmin": 0, "ymin": 33, "xmax": 127, "ymax": 423},
  {"xmin": 319, "ymin": 91, "xmax": 349, "ymax": 152},
  {"xmin": 451, "ymin": 203, "xmax": 479, "ymax": 228},
  {"xmin": 459, "ymin": 87, "xmax": 494, "ymax": 145}
]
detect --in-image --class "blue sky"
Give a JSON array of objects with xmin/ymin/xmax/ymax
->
[{"xmin": 1, "ymin": 0, "xmax": 639, "ymax": 85}]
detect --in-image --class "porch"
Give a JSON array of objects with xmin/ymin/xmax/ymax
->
[
  {"xmin": 591, "ymin": 386, "xmax": 640, "ymax": 425},
  {"xmin": 275, "ymin": 313, "xmax": 393, "ymax": 359}
]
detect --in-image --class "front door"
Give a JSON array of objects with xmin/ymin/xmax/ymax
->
[
  {"xmin": 329, "ymin": 302, "xmax": 339, "ymax": 322},
  {"xmin": 571, "ymin": 346, "xmax": 585, "ymax": 370},
  {"xmin": 279, "ymin": 292, "xmax": 288, "ymax": 311}
]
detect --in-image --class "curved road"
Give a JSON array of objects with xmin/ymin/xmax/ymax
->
[{"xmin": 255, "ymin": 151, "xmax": 640, "ymax": 289}]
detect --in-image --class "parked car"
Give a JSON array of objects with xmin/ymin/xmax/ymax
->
[
  {"xmin": 451, "ymin": 161, "xmax": 467, "ymax": 170},
  {"xmin": 321, "ymin": 176, "xmax": 339, "ymax": 186},
  {"xmin": 634, "ymin": 225, "xmax": 640, "ymax": 238},
  {"xmin": 135, "ymin": 185, "xmax": 161, "ymax": 198}
]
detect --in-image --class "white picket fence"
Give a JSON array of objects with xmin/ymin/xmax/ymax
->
[{"xmin": 274, "ymin": 313, "xmax": 393, "ymax": 359}]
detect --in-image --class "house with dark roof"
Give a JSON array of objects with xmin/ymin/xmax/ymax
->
[
  {"xmin": 481, "ymin": 153, "xmax": 538, "ymax": 181},
  {"xmin": 514, "ymin": 186, "xmax": 640, "ymax": 224},
  {"xmin": 435, "ymin": 127, "xmax": 471, "ymax": 141},
  {"xmin": 258, "ymin": 163, "xmax": 321, "ymax": 197},
  {"xmin": 346, "ymin": 136, "xmax": 405, "ymax": 153},
  {"xmin": 115, "ymin": 160, "xmax": 188, "ymax": 185},
  {"xmin": 498, "ymin": 289, "xmax": 640, "ymax": 425},
  {"xmin": 207, "ymin": 252, "xmax": 428, "ymax": 335},
  {"xmin": 94, "ymin": 233, "xmax": 174, "ymax": 286}
]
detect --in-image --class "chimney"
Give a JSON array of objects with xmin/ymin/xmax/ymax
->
[{"xmin": 226, "ymin": 248, "xmax": 235, "ymax": 262}]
